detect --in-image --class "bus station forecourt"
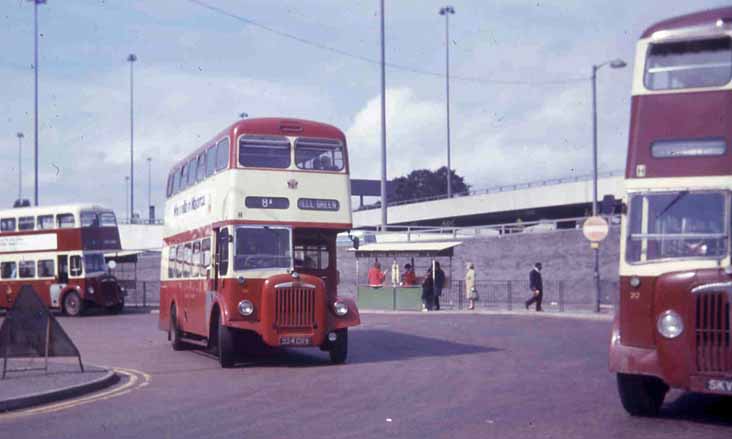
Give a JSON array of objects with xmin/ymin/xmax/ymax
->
[{"xmin": 3, "ymin": 5, "xmax": 732, "ymax": 438}]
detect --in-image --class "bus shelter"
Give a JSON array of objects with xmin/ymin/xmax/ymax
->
[{"xmin": 351, "ymin": 241, "xmax": 462, "ymax": 311}]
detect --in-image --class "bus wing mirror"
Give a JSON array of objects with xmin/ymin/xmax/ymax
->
[
  {"xmin": 351, "ymin": 236, "xmax": 360, "ymax": 250},
  {"xmin": 601, "ymin": 195, "xmax": 620, "ymax": 215}
]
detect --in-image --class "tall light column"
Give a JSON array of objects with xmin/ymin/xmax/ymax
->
[
  {"xmin": 591, "ymin": 58, "xmax": 626, "ymax": 312},
  {"xmin": 125, "ymin": 176, "xmax": 130, "ymax": 223},
  {"xmin": 379, "ymin": 0, "xmax": 388, "ymax": 230},
  {"xmin": 27, "ymin": 0, "xmax": 46, "ymax": 206},
  {"xmin": 127, "ymin": 53, "xmax": 137, "ymax": 223},
  {"xmin": 439, "ymin": 6, "xmax": 455, "ymax": 198},
  {"xmin": 17, "ymin": 132, "xmax": 24, "ymax": 201},
  {"xmin": 147, "ymin": 157, "xmax": 152, "ymax": 223}
]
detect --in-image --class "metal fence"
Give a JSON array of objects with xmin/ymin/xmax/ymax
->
[
  {"xmin": 435, "ymin": 279, "xmax": 618, "ymax": 312},
  {"xmin": 119, "ymin": 280, "xmax": 160, "ymax": 308}
]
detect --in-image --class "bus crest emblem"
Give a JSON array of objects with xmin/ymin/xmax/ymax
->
[{"xmin": 287, "ymin": 179, "xmax": 299, "ymax": 189}]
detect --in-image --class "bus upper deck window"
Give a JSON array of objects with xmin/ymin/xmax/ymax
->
[
  {"xmin": 57, "ymin": 213, "xmax": 76, "ymax": 228},
  {"xmin": 176, "ymin": 167, "xmax": 185, "ymax": 193},
  {"xmin": 80, "ymin": 212, "xmax": 98, "ymax": 227},
  {"xmin": 99, "ymin": 212, "xmax": 117, "ymax": 227},
  {"xmin": 196, "ymin": 153, "xmax": 206, "ymax": 182},
  {"xmin": 645, "ymin": 37, "xmax": 732, "ymax": 90},
  {"xmin": 216, "ymin": 138, "xmax": 230, "ymax": 171},
  {"xmin": 206, "ymin": 145, "xmax": 217, "ymax": 177},
  {"xmin": 295, "ymin": 138, "xmax": 344, "ymax": 171},
  {"xmin": 37, "ymin": 215, "xmax": 54, "ymax": 230},
  {"xmin": 0, "ymin": 218, "xmax": 16, "ymax": 232},
  {"xmin": 239, "ymin": 136, "xmax": 290, "ymax": 169},
  {"xmin": 18, "ymin": 216, "xmax": 35, "ymax": 231},
  {"xmin": 186, "ymin": 159, "xmax": 197, "ymax": 186}
]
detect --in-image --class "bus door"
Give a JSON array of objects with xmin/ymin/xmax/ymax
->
[{"xmin": 50, "ymin": 254, "xmax": 69, "ymax": 308}]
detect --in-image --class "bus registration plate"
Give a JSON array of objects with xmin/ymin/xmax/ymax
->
[{"xmin": 280, "ymin": 336, "xmax": 311, "ymax": 346}]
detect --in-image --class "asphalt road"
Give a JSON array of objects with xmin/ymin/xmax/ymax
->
[{"xmin": 1, "ymin": 311, "xmax": 731, "ymax": 438}]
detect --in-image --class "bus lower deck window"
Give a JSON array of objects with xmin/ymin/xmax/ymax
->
[
  {"xmin": 70, "ymin": 255, "xmax": 82, "ymax": 276},
  {"xmin": 1, "ymin": 262, "xmax": 17, "ymax": 279},
  {"xmin": 19, "ymin": 261, "xmax": 35, "ymax": 278},
  {"xmin": 38, "ymin": 259, "xmax": 55, "ymax": 278}
]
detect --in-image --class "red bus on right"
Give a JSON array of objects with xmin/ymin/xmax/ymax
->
[{"xmin": 610, "ymin": 7, "xmax": 732, "ymax": 416}]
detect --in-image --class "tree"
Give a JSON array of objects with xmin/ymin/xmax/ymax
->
[{"xmin": 391, "ymin": 167, "xmax": 470, "ymax": 203}]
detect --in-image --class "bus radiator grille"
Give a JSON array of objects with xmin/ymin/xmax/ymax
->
[
  {"xmin": 274, "ymin": 286, "xmax": 315, "ymax": 329},
  {"xmin": 695, "ymin": 292, "xmax": 731, "ymax": 373}
]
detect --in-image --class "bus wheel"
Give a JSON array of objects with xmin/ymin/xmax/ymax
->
[
  {"xmin": 211, "ymin": 310, "xmax": 235, "ymax": 368},
  {"xmin": 328, "ymin": 329, "xmax": 348, "ymax": 365},
  {"xmin": 617, "ymin": 373, "xmax": 668, "ymax": 416},
  {"xmin": 62, "ymin": 291, "xmax": 84, "ymax": 317},
  {"xmin": 170, "ymin": 305, "xmax": 186, "ymax": 351},
  {"xmin": 107, "ymin": 299, "xmax": 124, "ymax": 315}
]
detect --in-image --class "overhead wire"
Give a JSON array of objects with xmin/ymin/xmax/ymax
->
[{"xmin": 185, "ymin": 0, "xmax": 589, "ymax": 86}]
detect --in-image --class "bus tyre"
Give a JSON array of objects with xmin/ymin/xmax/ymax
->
[
  {"xmin": 328, "ymin": 329, "xmax": 348, "ymax": 365},
  {"xmin": 217, "ymin": 318, "xmax": 236, "ymax": 368},
  {"xmin": 170, "ymin": 306, "xmax": 186, "ymax": 351},
  {"xmin": 62, "ymin": 291, "xmax": 84, "ymax": 317},
  {"xmin": 617, "ymin": 373, "xmax": 668, "ymax": 417}
]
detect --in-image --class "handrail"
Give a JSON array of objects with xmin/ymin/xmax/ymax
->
[{"xmin": 355, "ymin": 170, "xmax": 624, "ymax": 211}]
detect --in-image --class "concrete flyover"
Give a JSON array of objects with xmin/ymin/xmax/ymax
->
[{"xmin": 353, "ymin": 173, "xmax": 624, "ymax": 228}]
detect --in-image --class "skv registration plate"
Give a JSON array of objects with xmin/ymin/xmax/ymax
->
[
  {"xmin": 280, "ymin": 336, "xmax": 311, "ymax": 346},
  {"xmin": 707, "ymin": 379, "xmax": 732, "ymax": 393}
]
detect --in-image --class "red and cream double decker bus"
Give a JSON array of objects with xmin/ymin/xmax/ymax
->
[
  {"xmin": 159, "ymin": 117, "xmax": 360, "ymax": 367},
  {"xmin": 0, "ymin": 204, "xmax": 125, "ymax": 316},
  {"xmin": 610, "ymin": 7, "xmax": 732, "ymax": 415}
]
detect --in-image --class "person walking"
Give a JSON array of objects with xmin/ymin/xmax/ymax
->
[
  {"xmin": 465, "ymin": 263, "xmax": 478, "ymax": 310},
  {"xmin": 525, "ymin": 262, "xmax": 544, "ymax": 311},
  {"xmin": 421, "ymin": 267, "xmax": 434, "ymax": 311},
  {"xmin": 433, "ymin": 261, "xmax": 446, "ymax": 311}
]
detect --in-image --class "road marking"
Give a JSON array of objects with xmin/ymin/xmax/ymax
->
[{"xmin": 0, "ymin": 367, "xmax": 151, "ymax": 420}]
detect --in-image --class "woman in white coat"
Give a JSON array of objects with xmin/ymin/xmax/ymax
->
[{"xmin": 465, "ymin": 263, "xmax": 478, "ymax": 310}]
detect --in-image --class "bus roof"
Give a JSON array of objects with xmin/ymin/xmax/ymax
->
[
  {"xmin": 641, "ymin": 7, "xmax": 732, "ymax": 38},
  {"xmin": 0, "ymin": 204, "xmax": 112, "ymax": 218},
  {"xmin": 172, "ymin": 117, "xmax": 346, "ymax": 171}
]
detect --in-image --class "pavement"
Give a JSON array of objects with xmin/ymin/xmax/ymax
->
[{"xmin": 0, "ymin": 359, "xmax": 119, "ymax": 413}]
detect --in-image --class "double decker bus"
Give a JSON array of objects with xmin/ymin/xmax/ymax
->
[
  {"xmin": 610, "ymin": 7, "xmax": 732, "ymax": 415},
  {"xmin": 0, "ymin": 204, "xmax": 125, "ymax": 316},
  {"xmin": 159, "ymin": 117, "xmax": 361, "ymax": 367}
]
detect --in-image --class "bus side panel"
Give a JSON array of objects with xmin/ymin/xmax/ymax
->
[{"xmin": 159, "ymin": 282, "xmax": 173, "ymax": 332}]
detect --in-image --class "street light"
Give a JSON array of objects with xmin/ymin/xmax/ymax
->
[
  {"xmin": 379, "ymin": 0, "xmax": 388, "ymax": 230},
  {"xmin": 591, "ymin": 58, "xmax": 626, "ymax": 313},
  {"xmin": 16, "ymin": 132, "xmax": 24, "ymax": 201},
  {"xmin": 439, "ymin": 5, "xmax": 455, "ymax": 198},
  {"xmin": 147, "ymin": 157, "xmax": 152, "ymax": 223},
  {"xmin": 125, "ymin": 176, "xmax": 130, "ymax": 223},
  {"xmin": 127, "ymin": 53, "xmax": 137, "ymax": 223},
  {"xmin": 239, "ymin": 112, "xmax": 248, "ymax": 119},
  {"xmin": 27, "ymin": 0, "xmax": 47, "ymax": 206}
]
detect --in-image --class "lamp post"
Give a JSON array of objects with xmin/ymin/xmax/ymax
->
[
  {"xmin": 239, "ymin": 112, "xmax": 248, "ymax": 119},
  {"xmin": 147, "ymin": 157, "xmax": 152, "ymax": 223},
  {"xmin": 17, "ymin": 132, "xmax": 24, "ymax": 201},
  {"xmin": 591, "ymin": 58, "xmax": 626, "ymax": 312},
  {"xmin": 127, "ymin": 53, "xmax": 137, "ymax": 223},
  {"xmin": 27, "ymin": 0, "xmax": 46, "ymax": 206},
  {"xmin": 125, "ymin": 176, "xmax": 130, "ymax": 223},
  {"xmin": 439, "ymin": 5, "xmax": 455, "ymax": 199},
  {"xmin": 379, "ymin": 0, "xmax": 388, "ymax": 230}
]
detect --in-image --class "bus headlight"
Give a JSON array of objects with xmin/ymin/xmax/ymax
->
[
  {"xmin": 238, "ymin": 300, "xmax": 254, "ymax": 316},
  {"xmin": 333, "ymin": 301, "xmax": 348, "ymax": 317},
  {"xmin": 657, "ymin": 310, "xmax": 683, "ymax": 339},
  {"xmin": 87, "ymin": 286, "xmax": 95, "ymax": 295},
  {"xmin": 629, "ymin": 276, "xmax": 641, "ymax": 288}
]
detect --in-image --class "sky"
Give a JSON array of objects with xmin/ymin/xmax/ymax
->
[{"xmin": 1, "ymin": 0, "xmax": 728, "ymax": 219}]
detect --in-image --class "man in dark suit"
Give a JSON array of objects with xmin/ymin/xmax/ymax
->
[{"xmin": 525, "ymin": 262, "xmax": 543, "ymax": 311}]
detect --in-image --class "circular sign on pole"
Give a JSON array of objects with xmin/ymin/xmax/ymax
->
[{"xmin": 583, "ymin": 216, "xmax": 609, "ymax": 242}]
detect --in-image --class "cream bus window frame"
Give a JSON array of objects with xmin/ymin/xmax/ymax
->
[
  {"xmin": 643, "ymin": 36, "xmax": 732, "ymax": 91},
  {"xmin": 237, "ymin": 135, "xmax": 291, "ymax": 170},
  {"xmin": 294, "ymin": 137, "xmax": 345, "ymax": 172}
]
